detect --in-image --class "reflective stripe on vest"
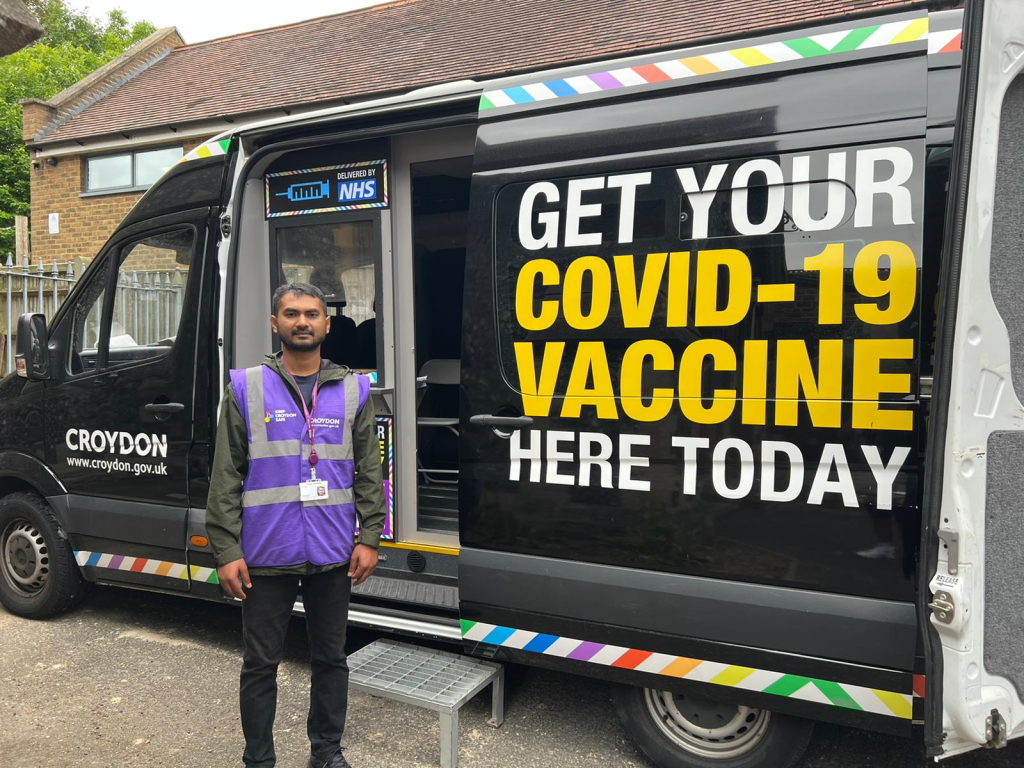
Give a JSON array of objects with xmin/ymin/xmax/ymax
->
[
  {"xmin": 241, "ymin": 486, "xmax": 355, "ymax": 507},
  {"xmin": 246, "ymin": 368, "xmax": 358, "ymax": 464}
]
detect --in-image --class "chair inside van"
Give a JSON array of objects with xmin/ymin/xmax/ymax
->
[{"xmin": 416, "ymin": 358, "xmax": 460, "ymax": 530}]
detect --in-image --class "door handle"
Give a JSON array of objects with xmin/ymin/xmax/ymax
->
[
  {"xmin": 470, "ymin": 414, "xmax": 533, "ymax": 428},
  {"xmin": 145, "ymin": 402, "xmax": 185, "ymax": 414}
]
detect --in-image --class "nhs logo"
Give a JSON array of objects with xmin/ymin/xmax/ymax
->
[{"xmin": 338, "ymin": 179, "xmax": 377, "ymax": 202}]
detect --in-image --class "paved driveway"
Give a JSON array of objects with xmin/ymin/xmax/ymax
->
[{"xmin": 1, "ymin": 587, "xmax": 1020, "ymax": 768}]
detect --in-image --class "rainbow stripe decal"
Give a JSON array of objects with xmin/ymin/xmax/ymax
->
[
  {"xmin": 480, "ymin": 17, "xmax": 961, "ymax": 112},
  {"xmin": 462, "ymin": 620, "xmax": 913, "ymax": 719},
  {"xmin": 74, "ymin": 551, "xmax": 219, "ymax": 584},
  {"xmin": 928, "ymin": 28, "xmax": 963, "ymax": 55},
  {"xmin": 179, "ymin": 138, "xmax": 232, "ymax": 163}
]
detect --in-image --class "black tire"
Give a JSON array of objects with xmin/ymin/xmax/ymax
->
[
  {"xmin": 0, "ymin": 491, "xmax": 90, "ymax": 619},
  {"xmin": 613, "ymin": 683, "xmax": 814, "ymax": 768}
]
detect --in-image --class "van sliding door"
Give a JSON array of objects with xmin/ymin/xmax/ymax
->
[{"xmin": 461, "ymin": 17, "xmax": 933, "ymax": 730}]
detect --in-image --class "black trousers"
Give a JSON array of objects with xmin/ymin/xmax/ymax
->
[{"xmin": 240, "ymin": 566, "xmax": 352, "ymax": 768}]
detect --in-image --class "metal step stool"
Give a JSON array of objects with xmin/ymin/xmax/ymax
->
[{"xmin": 348, "ymin": 638, "xmax": 504, "ymax": 768}]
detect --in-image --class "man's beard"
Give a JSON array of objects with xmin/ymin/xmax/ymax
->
[{"xmin": 280, "ymin": 328, "xmax": 324, "ymax": 351}]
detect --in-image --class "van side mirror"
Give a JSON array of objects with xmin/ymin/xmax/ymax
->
[{"xmin": 16, "ymin": 313, "xmax": 50, "ymax": 380}]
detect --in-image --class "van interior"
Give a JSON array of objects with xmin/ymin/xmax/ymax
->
[{"xmin": 237, "ymin": 127, "xmax": 475, "ymax": 547}]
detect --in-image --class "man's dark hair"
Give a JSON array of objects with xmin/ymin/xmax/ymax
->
[{"xmin": 272, "ymin": 283, "xmax": 327, "ymax": 315}]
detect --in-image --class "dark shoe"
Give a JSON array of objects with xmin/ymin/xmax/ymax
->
[{"xmin": 308, "ymin": 749, "xmax": 351, "ymax": 768}]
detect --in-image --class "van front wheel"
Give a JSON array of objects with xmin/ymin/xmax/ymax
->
[
  {"xmin": 612, "ymin": 683, "xmax": 813, "ymax": 768},
  {"xmin": 0, "ymin": 492, "xmax": 89, "ymax": 619}
]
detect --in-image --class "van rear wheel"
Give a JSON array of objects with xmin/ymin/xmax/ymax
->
[
  {"xmin": 0, "ymin": 492, "xmax": 89, "ymax": 619},
  {"xmin": 612, "ymin": 683, "xmax": 813, "ymax": 768}
]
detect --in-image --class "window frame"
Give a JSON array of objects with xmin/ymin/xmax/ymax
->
[
  {"xmin": 66, "ymin": 256, "xmax": 114, "ymax": 376},
  {"xmin": 66, "ymin": 223, "xmax": 198, "ymax": 379},
  {"xmin": 268, "ymin": 211, "xmax": 387, "ymax": 386},
  {"xmin": 83, "ymin": 144, "xmax": 184, "ymax": 196}
]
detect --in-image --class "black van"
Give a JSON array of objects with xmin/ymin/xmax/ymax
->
[{"xmin": 4, "ymin": 3, "xmax": 1024, "ymax": 766}]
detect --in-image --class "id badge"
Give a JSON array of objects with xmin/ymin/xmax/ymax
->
[{"xmin": 300, "ymin": 480, "xmax": 329, "ymax": 501}]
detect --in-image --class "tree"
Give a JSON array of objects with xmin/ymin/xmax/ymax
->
[{"xmin": 0, "ymin": 1, "xmax": 155, "ymax": 256}]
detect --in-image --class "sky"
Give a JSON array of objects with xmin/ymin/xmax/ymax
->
[{"xmin": 65, "ymin": 1, "xmax": 393, "ymax": 44}]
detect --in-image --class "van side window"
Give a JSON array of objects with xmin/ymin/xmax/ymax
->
[
  {"xmin": 69, "ymin": 227, "xmax": 195, "ymax": 375},
  {"xmin": 107, "ymin": 228, "xmax": 195, "ymax": 367}
]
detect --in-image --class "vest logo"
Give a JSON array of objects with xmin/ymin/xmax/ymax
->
[
  {"xmin": 265, "ymin": 410, "xmax": 271, "ymax": 423},
  {"xmin": 313, "ymin": 416, "xmax": 341, "ymax": 429},
  {"xmin": 338, "ymin": 179, "xmax": 376, "ymax": 202},
  {"xmin": 270, "ymin": 409, "xmax": 298, "ymax": 423}
]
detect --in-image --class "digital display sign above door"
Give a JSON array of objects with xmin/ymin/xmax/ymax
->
[{"xmin": 265, "ymin": 159, "xmax": 389, "ymax": 217}]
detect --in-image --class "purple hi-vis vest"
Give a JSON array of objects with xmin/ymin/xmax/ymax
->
[{"xmin": 229, "ymin": 364, "xmax": 370, "ymax": 567}]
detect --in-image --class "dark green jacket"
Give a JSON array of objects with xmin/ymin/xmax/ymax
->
[{"xmin": 206, "ymin": 353, "xmax": 385, "ymax": 576}]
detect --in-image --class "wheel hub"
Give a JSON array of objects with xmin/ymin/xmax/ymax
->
[
  {"xmin": 2, "ymin": 519, "xmax": 49, "ymax": 594},
  {"xmin": 644, "ymin": 687, "xmax": 771, "ymax": 759}
]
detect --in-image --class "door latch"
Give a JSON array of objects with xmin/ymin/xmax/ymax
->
[
  {"xmin": 219, "ymin": 212, "xmax": 232, "ymax": 239},
  {"xmin": 928, "ymin": 591, "xmax": 956, "ymax": 624},
  {"xmin": 986, "ymin": 708, "xmax": 1008, "ymax": 749}
]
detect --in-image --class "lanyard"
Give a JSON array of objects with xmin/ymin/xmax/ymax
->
[{"xmin": 283, "ymin": 366, "xmax": 321, "ymax": 471}]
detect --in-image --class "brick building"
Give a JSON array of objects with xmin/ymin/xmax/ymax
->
[{"xmin": 21, "ymin": 0, "xmax": 921, "ymax": 265}]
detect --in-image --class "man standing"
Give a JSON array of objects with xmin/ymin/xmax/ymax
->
[{"xmin": 207, "ymin": 283, "xmax": 384, "ymax": 768}]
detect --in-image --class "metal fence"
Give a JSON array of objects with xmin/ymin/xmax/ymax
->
[{"xmin": 1, "ymin": 254, "xmax": 186, "ymax": 377}]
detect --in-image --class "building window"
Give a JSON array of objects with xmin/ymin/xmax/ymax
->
[{"xmin": 85, "ymin": 145, "xmax": 183, "ymax": 193}]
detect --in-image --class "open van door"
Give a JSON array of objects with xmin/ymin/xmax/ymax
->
[
  {"xmin": 463, "ymin": 8, "xmax": 940, "ymax": 761},
  {"xmin": 923, "ymin": 0, "xmax": 1024, "ymax": 757}
]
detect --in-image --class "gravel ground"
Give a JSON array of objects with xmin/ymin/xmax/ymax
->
[{"xmin": 1, "ymin": 586, "xmax": 1021, "ymax": 768}]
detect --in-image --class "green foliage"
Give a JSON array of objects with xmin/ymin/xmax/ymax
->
[
  {"xmin": 0, "ymin": 1, "xmax": 156, "ymax": 256},
  {"xmin": 25, "ymin": 1, "xmax": 155, "ymax": 58}
]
